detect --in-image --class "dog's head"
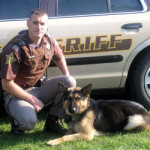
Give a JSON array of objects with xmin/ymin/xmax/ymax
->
[{"xmin": 58, "ymin": 82, "xmax": 92, "ymax": 116}]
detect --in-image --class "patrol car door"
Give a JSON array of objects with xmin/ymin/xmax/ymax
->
[{"xmin": 46, "ymin": 0, "xmax": 147, "ymax": 90}]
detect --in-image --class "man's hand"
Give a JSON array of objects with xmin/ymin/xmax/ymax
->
[
  {"xmin": 32, "ymin": 96, "xmax": 44, "ymax": 112},
  {"xmin": 2, "ymin": 79, "xmax": 44, "ymax": 113}
]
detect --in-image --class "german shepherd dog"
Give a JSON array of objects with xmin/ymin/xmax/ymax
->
[{"xmin": 47, "ymin": 83, "xmax": 150, "ymax": 146}]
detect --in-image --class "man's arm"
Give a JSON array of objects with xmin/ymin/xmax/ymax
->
[
  {"xmin": 2, "ymin": 79, "xmax": 44, "ymax": 112},
  {"xmin": 53, "ymin": 55, "xmax": 70, "ymax": 76}
]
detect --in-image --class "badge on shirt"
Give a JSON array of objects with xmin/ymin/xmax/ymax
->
[{"xmin": 5, "ymin": 52, "xmax": 17, "ymax": 66}]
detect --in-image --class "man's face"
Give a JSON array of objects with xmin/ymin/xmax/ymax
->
[{"xmin": 27, "ymin": 13, "xmax": 48, "ymax": 40}]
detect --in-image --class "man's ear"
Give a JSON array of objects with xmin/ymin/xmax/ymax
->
[
  {"xmin": 58, "ymin": 82, "xmax": 68, "ymax": 93},
  {"xmin": 81, "ymin": 84, "xmax": 92, "ymax": 97},
  {"xmin": 27, "ymin": 20, "xmax": 30, "ymax": 29}
]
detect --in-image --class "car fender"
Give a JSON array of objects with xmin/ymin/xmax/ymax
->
[{"xmin": 120, "ymin": 37, "xmax": 150, "ymax": 87}]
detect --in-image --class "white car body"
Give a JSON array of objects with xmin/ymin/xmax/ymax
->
[{"xmin": 1, "ymin": 0, "xmax": 150, "ymax": 108}]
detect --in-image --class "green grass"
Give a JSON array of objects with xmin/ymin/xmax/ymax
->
[{"xmin": 1, "ymin": 110, "xmax": 150, "ymax": 150}]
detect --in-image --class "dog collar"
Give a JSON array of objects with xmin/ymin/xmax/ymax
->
[{"xmin": 72, "ymin": 115, "xmax": 80, "ymax": 121}]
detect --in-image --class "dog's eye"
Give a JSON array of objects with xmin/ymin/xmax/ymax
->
[{"xmin": 76, "ymin": 97, "xmax": 81, "ymax": 101}]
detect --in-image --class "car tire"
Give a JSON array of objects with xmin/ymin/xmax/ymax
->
[{"xmin": 129, "ymin": 51, "xmax": 150, "ymax": 110}]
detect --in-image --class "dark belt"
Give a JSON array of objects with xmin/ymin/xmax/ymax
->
[
  {"xmin": 35, "ymin": 76, "xmax": 46, "ymax": 87},
  {"xmin": 21, "ymin": 76, "xmax": 46, "ymax": 90}
]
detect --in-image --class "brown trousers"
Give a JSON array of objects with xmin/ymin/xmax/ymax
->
[{"xmin": 4, "ymin": 76, "xmax": 76, "ymax": 131}]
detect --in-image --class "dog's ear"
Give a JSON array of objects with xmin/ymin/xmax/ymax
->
[
  {"xmin": 81, "ymin": 84, "xmax": 92, "ymax": 97},
  {"xmin": 58, "ymin": 82, "xmax": 68, "ymax": 93}
]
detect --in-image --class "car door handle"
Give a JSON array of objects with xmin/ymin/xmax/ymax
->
[{"xmin": 121, "ymin": 23, "xmax": 142, "ymax": 29}]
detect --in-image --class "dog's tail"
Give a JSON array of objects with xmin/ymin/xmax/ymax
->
[
  {"xmin": 124, "ymin": 114, "xmax": 150, "ymax": 132},
  {"xmin": 141, "ymin": 116, "xmax": 150, "ymax": 131},
  {"xmin": 137, "ymin": 115, "xmax": 150, "ymax": 131}
]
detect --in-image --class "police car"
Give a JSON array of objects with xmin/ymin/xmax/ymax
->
[{"xmin": 1, "ymin": 0, "xmax": 150, "ymax": 109}]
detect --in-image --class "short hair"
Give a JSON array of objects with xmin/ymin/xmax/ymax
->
[{"xmin": 29, "ymin": 8, "xmax": 48, "ymax": 19}]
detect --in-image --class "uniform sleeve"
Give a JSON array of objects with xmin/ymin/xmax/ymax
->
[
  {"xmin": 1, "ymin": 44, "xmax": 21, "ymax": 81},
  {"xmin": 50, "ymin": 36, "xmax": 63, "ymax": 61}
]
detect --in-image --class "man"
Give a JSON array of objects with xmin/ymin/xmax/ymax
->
[{"xmin": 0, "ymin": 8, "xmax": 76, "ymax": 135}]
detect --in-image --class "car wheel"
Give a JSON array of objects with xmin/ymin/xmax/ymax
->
[{"xmin": 129, "ymin": 51, "xmax": 150, "ymax": 109}]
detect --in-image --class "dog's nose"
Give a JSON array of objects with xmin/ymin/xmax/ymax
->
[{"xmin": 69, "ymin": 106, "xmax": 76, "ymax": 114}]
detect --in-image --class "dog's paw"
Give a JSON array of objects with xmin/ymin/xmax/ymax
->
[
  {"xmin": 46, "ymin": 139, "xmax": 61, "ymax": 146},
  {"xmin": 46, "ymin": 140, "xmax": 55, "ymax": 146}
]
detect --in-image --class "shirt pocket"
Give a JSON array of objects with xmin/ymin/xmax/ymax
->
[
  {"xmin": 43, "ymin": 51, "xmax": 54, "ymax": 66},
  {"xmin": 23, "ymin": 56, "xmax": 39, "ymax": 72}
]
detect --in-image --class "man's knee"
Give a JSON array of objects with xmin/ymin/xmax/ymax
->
[{"xmin": 18, "ymin": 114, "xmax": 37, "ymax": 131}]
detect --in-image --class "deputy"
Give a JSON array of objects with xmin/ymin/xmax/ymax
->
[{"xmin": 0, "ymin": 8, "xmax": 76, "ymax": 135}]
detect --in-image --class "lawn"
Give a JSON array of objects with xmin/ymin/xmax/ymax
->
[{"xmin": 1, "ymin": 109, "xmax": 150, "ymax": 150}]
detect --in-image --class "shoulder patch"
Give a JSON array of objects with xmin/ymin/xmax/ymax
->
[{"xmin": 5, "ymin": 52, "xmax": 17, "ymax": 66}]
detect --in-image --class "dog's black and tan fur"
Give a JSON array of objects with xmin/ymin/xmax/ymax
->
[{"xmin": 47, "ymin": 83, "xmax": 150, "ymax": 146}]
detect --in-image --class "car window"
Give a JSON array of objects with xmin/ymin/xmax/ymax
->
[
  {"xmin": 110, "ymin": 0, "xmax": 143, "ymax": 12},
  {"xmin": 0, "ymin": 0, "xmax": 39, "ymax": 20},
  {"xmin": 57, "ymin": 0, "xmax": 108, "ymax": 16},
  {"xmin": 40, "ymin": 0, "xmax": 56, "ymax": 17}
]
